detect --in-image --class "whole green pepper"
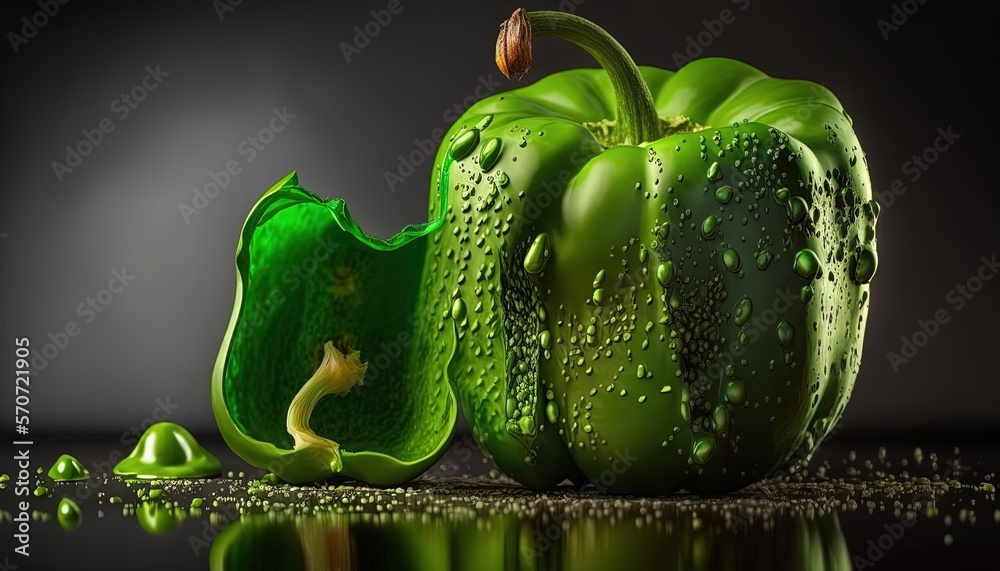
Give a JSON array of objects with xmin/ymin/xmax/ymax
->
[{"xmin": 426, "ymin": 9, "xmax": 878, "ymax": 493}]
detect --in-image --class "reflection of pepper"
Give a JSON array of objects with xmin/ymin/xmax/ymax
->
[
  {"xmin": 209, "ymin": 509, "xmax": 850, "ymax": 570},
  {"xmin": 428, "ymin": 9, "xmax": 878, "ymax": 493},
  {"xmin": 212, "ymin": 173, "xmax": 456, "ymax": 484}
]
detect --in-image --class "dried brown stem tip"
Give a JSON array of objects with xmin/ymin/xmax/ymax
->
[{"xmin": 496, "ymin": 8, "xmax": 532, "ymax": 80}]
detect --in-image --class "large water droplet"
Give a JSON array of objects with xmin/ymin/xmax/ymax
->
[
  {"xmin": 725, "ymin": 377, "xmax": 746, "ymax": 405},
  {"xmin": 734, "ymin": 296, "xmax": 753, "ymax": 326},
  {"xmin": 593, "ymin": 269, "xmax": 606, "ymax": 288},
  {"xmin": 451, "ymin": 298, "xmax": 467, "ymax": 322},
  {"xmin": 592, "ymin": 288, "xmax": 605, "ymax": 304},
  {"xmin": 523, "ymin": 233, "xmax": 551, "ymax": 274},
  {"xmin": 449, "ymin": 128, "xmax": 479, "ymax": 161},
  {"xmin": 793, "ymin": 249, "xmax": 821, "ymax": 279},
  {"xmin": 702, "ymin": 215, "xmax": 720, "ymax": 239},
  {"xmin": 692, "ymin": 434, "xmax": 716, "ymax": 464},
  {"xmin": 851, "ymin": 245, "xmax": 878, "ymax": 284},
  {"xmin": 475, "ymin": 114, "xmax": 494, "ymax": 130},
  {"xmin": 546, "ymin": 401, "xmax": 559, "ymax": 424},
  {"xmin": 713, "ymin": 405, "xmax": 729, "ymax": 432},
  {"xmin": 788, "ymin": 196, "xmax": 808, "ymax": 223},
  {"xmin": 723, "ymin": 248, "xmax": 741, "ymax": 272},
  {"xmin": 800, "ymin": 285, "xmax": 814, "ymax": 303},
  {"xmin": 715, "ymin": 185, "xmax": 733, "ymax": 204},
  {"xmin": 539, "ymin": 330, "xmax": 551, "ymax": 349},
  {"xmin": 479, "ymin": 137, "xmax": 502, "ymax": 171},
  {"xmin": 777, "ymin": 321, "xmax": 795, "ymax": 347},
  {"xmin": 707, "ymin": 162, "xmax": 723, "ymax": 182},
  {"xmin": 755, "ymin": 251, "xmax": 772, "ymax": 270},
  {"xmin": 656, "ymin": 261, "xmax": 676, "ymax": 287}
]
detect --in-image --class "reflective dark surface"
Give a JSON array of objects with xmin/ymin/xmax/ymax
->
[{"xmin": 1, "ymin": 435, "xmax": 996, "ymax": 570}]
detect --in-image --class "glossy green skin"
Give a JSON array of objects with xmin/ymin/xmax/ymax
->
[
  {"xmin": 429, "ymin": 58, "xmax": 877, "ymax": 493},
  {"xmin": 212, "ymin": 173, "xmax": 456, "ymax": 485}
]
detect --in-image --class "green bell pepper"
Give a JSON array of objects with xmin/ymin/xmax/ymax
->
[{"xmin": 425, "ymin": 9, "xmax": 878, "ymax": 493}]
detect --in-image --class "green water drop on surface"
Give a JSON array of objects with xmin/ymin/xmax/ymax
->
[
  {"xmin": 449, "ymin": 128, "xmax": 479, "ymax": 161},
  {"xmin": 707, "ymin": 162, "xmax": 723, "ymax": 182},
  {"xmin": 191, "ymin": 497, "xmax": 203, "ymax": 508},
  {"xmin": 851, "ymin": 245, "xmax": 878, "ymax": 284},
  {"xmin": 661, "ymin": 385, "xmax": 672, "ymax": 393},
  {"xmin": 593, "ymin": 288, "xmax": 605, "ymax": 304},
  {"xmin": 113, "ymin": 422, "xmax": 222, "ymax": 479},
  {"xmin": 505, "ymin": 397, "xmax": 516, "ymax": 418},
  {"xmin": 755, "ymin": 251, "xmax": 772, "ymax": 270},
  {"xmin": 523, "ymin": 233, "xmax": 551, "ymax": 274},
  {"xmin": 539, "ymin": 330, "xmax": 551, "ymax": 349},
  {"xmin": 148, "ymin": 488, "xmax": 163, "ymax": 500},
  {"xmin": 636, "ymin": 364, "xmax": 646, "ymax": 378},
  {"xmin": 639, "ymin": 246, "xmax": 648, "ymax": 263},
  {"xmin": 451, "ymin": 298, "xmax": 467, "ymax": 322},
  {"xmin": 713, "ymin": 405, "xmax": 729, "ymax": 432},
  {"xmin": 57, "ymin": 497, "xmax": 82, "ymax": 532},
  {"xmin": 48, "ymin": 454, "xmax": 89, "ymax": 482},
  {"xmin": 788, "ymin": 196, "xmax": 808, "ymax": 223},
  {"xmin": 478, "ymin": 137, "xmax": 502, "ymax": 172},
  {"xmin": 496, "ymin": 171, "xmax": 510, "ymax": 188},
  {"xmin": 725, "ymin": 377, "xmax": 746, "ymax": 405},
  {"xmin": 793, "ymin": 249, "xmax": 821, "ymax": 279},
  {"xmin": 715, "ymin": 185, "xmax": 733, "ymax": 204},
  {"xmin": 656, "ymin": 262, "xmax": 676, "ymax": 287},
  {"xmin": 692, "ymin": 434, "xmax": 716, "ymax": 464},
  {"xmin": 734, "ymin": 296, "xmax": 753, "ymax": 326},
  {"xmin": 33, "ymin": 485, "xmax": 48, "ymax": 497},
  {"xmin": 592, "ymin": 269, "xmax": 606, "ymax": 288},
  {"xmin": 777, "ymin": 321, "xmax": 795, "ymax": 347},
  {"xmin": 545, "ymin": 401, "xmax": 559, "ymax": 424},
  {"xmin": 702, "ymin": 215, "xmax": 720, "ymax": 239},
  {"xmin": 109, "ymin": 496, "xmax": 122, "ymax": 504},
  {"xmin": 723, "ymin": 248, "xmax": 741, "ymax": 272},
  {"xmin": 774, "ymin": 187, "xmax": 790, "ymax": 202},
  {"xmin": 800, "ymin": 285, "xmax": 814, "ymax": 303}
]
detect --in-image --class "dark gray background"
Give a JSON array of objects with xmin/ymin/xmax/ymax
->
[{"xmin": 1, "ymin": 0, "xmax": 996, "ymax": 436}]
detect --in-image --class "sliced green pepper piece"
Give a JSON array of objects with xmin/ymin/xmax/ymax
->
[{"xmin": 212, "ymin": 171, "xmax": 457, "ymax": 485}]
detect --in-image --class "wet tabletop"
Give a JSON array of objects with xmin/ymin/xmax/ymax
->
[{"xmin": 1, "ymin": 434, "xmax": 997, "ymax": 570}]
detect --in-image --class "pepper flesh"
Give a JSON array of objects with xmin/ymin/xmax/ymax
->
[{"xmin": 212, "ymin": 173, "xmax": 456, "ymax": 485}]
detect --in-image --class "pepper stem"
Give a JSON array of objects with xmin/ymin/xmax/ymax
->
[
  {"xmin": 496, "ymin": 8, "xmax": 660, "ymax": 146},
  {"xmin": 286, "ymin": 341, "xmax": 367, "ymax": 474}
]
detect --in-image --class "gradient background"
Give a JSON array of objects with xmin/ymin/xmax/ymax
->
[{"xmin": 1, "ymin": 0, "xmax": 997, "ymax": 438}]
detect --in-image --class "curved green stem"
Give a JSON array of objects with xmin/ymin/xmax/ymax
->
[
  {"xmin": 496, "ymin": 8, "xmax": 660, "ymax": 146},
  {"xmin": 286, "ymin": 341, "xmax": 367, "ymax": 473}
]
